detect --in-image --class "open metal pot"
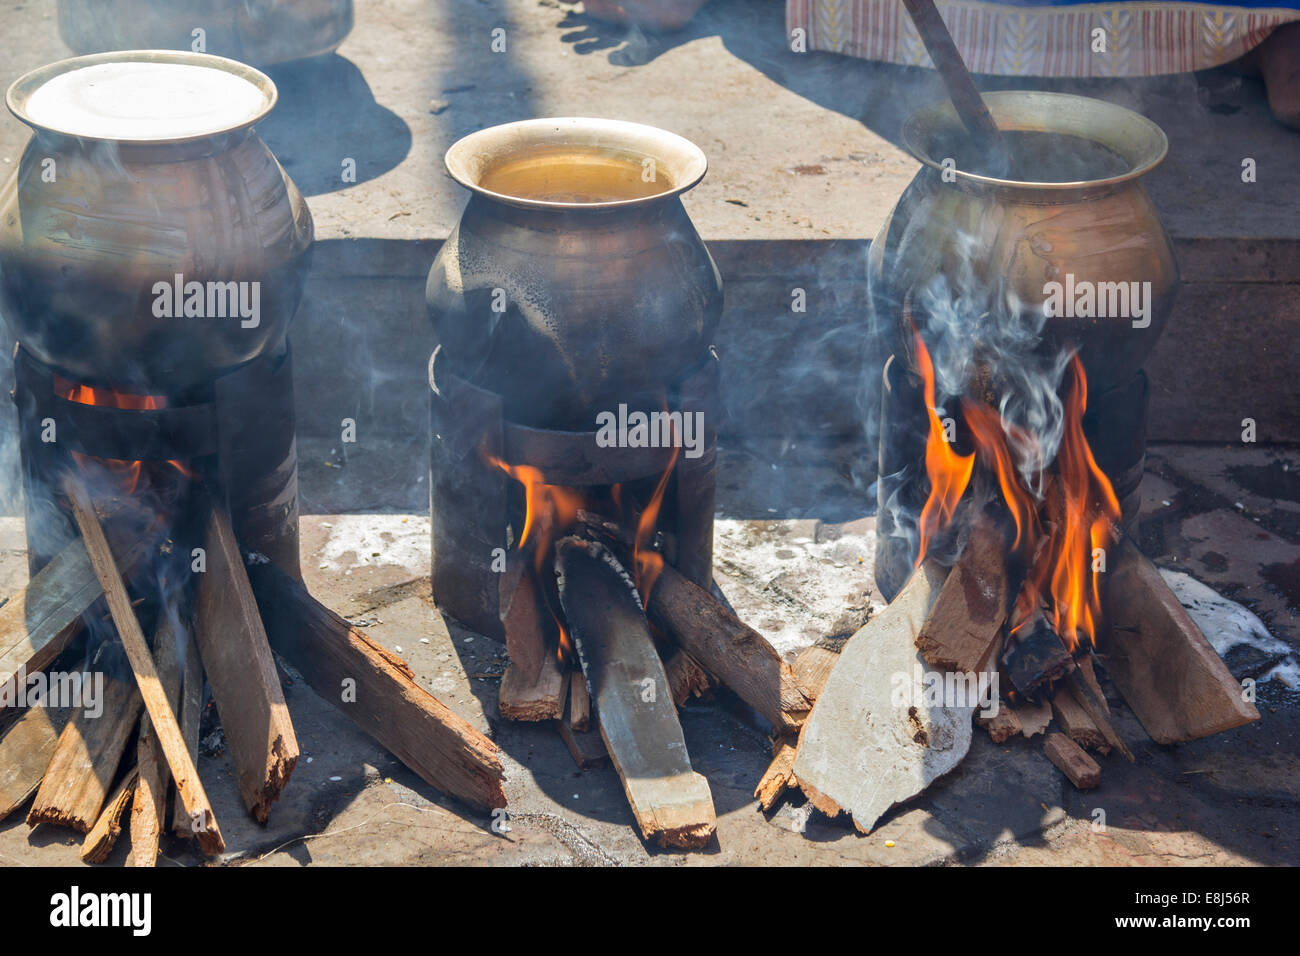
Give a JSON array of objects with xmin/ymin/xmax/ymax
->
[
  {"xmin": 868, "ymin": 91, "xmax": 1178, "ymax": 402},
  {"xmin": 426, "ymin": 117, "xmax": 723, "ymax": 431},
  {"xmin": 57, "ymin": 0, "xmax": 353, "ymax": 66},
  {"xmin": 0, "ymin": 51, "xmax": 313, "ymax": 391}
]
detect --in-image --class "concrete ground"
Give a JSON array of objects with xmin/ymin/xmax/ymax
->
[{"xmin": 0, "ymin": 0, "xmax": 1298, "ymax": 865}]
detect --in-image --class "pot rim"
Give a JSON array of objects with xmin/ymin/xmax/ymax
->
[
  {"xmin": 444, "ymin": 116, "xmax": 708, "ymax": 211},
  {"xmin": 6, "ymin": 50, "xmax": 277, "ymax": 147},
  {"xmin": 901, "ymin": 91, "xmax": 1168, "ymax": 191}
]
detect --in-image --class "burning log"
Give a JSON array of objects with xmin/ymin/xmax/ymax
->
[
  {"xmin": 1043, "ymin": 732, "xmax": 1101, "ymax": 790},
  {"xmin": 648, "ymin": 564, "xmax": 810, "ymax": 734},
  {"xmin": 556, "ymin": 537, "xmax": 716, "ymax": 849},
  {"xmin": 915, "ymin": 507, "xmax": 1010, "ymax": 674},
  {"xmin": 498, "ymin": 549, "xmax": 550, "ymax": 686},
  {"xmin": 1002, "ymin": 610, "xmax": 1075, "ymax": 699},
  {"xmin": 248, "ymin": 561, "xmax": 507, "ymax": 813},
  {"xmin": 64, "ymin": 476, "xmax": 225, "ymax": 855},
  {"xmin": 172, "ymin": 627, "xmax": 204, "ymax": 838},
  {"xmin": 1101, "ymin": 538, "xmax": 1259, "ymax": 743},
  {"xmin": 498, "ymin": 657, "xmax": 568, "ymax": 722},
  {"xmin": 792, "ymin": 560, "xmax": 971, "ymax": 833},
  {"xmin": 28, "ymin": 673, "xmax": 142, "ymax": 832},
  {"xmin": 130, "ymin": 616, "xmax": 183, "ymax": 866},
  {"xmin": 80, "ymin": 769, "xmax": 139, "ymax": 864},
  {"xmin": 0, "ymin": 705, "xmax": 68, "ymax": 820},
  {"xmin": 193, "ymin": 495, "xmax": 299, "ymax": 823}
]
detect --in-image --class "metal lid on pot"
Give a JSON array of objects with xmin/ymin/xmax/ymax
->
[{"xmin": 6, "ymin": 50, "xmax": 276, "ymax": 145}]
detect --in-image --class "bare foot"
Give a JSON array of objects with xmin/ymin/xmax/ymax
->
[{"xmin": 1256, "ymin": 21, "xmax": 1300, "ymax": 129}]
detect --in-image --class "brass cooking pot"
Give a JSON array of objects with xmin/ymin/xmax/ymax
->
[
  {"xmin": 57, "ymin": 0, "xmax": 354, "ymax": 67},
  {"xmin": 869, "ymin": 91, "xmax": 1178, "ymax": 399},
  {"xmin": 426, "ymin": 117, "xmax": 723, "ymax": 430},
  {"xmin": 0, "ymin": 51, "xmax": 313, "ymax": 390}
]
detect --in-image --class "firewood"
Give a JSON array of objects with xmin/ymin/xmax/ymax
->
[
  {"xmin": 556, "ymin": 538, "xmax": 716, "ymax": 849},
  {"xmin": 1050, "ymin": 682, "xmax": 1108, "ymax": 754},
  {"xmin": 247, "ymin": 562, "xmax": 507, "ymax": 812},
  {"xmin": 1075, "ymin": 655, "xmax": 1110, "ymax": 715},
  {"xmin": 1015, "ymin": 698, "xmax": 1052, "ymax": 737},
  {"xmin": 1101, "ymin": 539, "xmax": 1259, "ymax": 743},
  {"xmin": 568, "ymin": 670, "xmax": 591, "ymax": 732},
  {"xmin": 648, "ymin": 564, "xmax": 810, "ymax": 734},
  {"xmin": 0, "ymin": 705, "xmax": 68, "ymax": 820},
  {"xmin": 64, "ymin": 476, "xmax": 224, "ymax": 854},
  {"xmin": 80, "ymin": 769, "xmax": 139, "ymax": 864},
  {"xmin": 498, "ymin": 656, "xmax": 568, "ymax": 722},
  {"xmin": 975, "ymin": 706, "xmax": 1022, "ymax": 744},
  {"xmin": 193, "ymin": 497, "xmax": 298, "ymax": 823},
  {"xmin": 1043, "ymin": 732, "xmax": 1101, "ymax": 789},
  {"xmin": 1003, "ymin": 611, "xmax": 1075, "ymax": 698},
  {"xmin": 754, "ymin": 736, "xmax": 798, "ymax": 812},
  {"xmin": 1064, "ymin": 669, "xmax": 1134, "ymax": 762},
  {"xmin": 499, "ymin": 550, "xmax": 548, "ymax": 685},
  {"xmin": 664, "ymin": 649, "xmax": 712, "ymax": 707},
  {"xmin": 792, "ymin": 559, "xmax": 969, "ymax": 833},
  {"xmin": 555, "ymin": 689, "xmax": 607, "ymax": 769},
  {"xmin": 172, "ymin": 628, "xmax": 204, "ymax": 837},
  {"xmin": 791, "ymin": 637, "xmax": 845, "ymax": 702},
  {"xmin": 28, "ymin": 672, "xmax": 142, "ymax": 832},
  {"xmin": 915, "ymin": 508, "xmax": 1010, "ymax": 674},
  {"xmin": 131, "ymin": 616, "xmax": 183, "ymax": 867}
]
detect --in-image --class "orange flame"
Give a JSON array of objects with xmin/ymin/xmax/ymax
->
[
  {"xmin": 911, "ymin": 337, "xmax": 1120, "ymax": 651},
  {"xmin": 912, "ymin": 327, "xmax": 975, "ymax": 567},
  {"xmin": 633, "ymin": 444, "xmax": 679, "ymax": 608}
]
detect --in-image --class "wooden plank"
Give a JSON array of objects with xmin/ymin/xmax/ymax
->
[
  {"xmin": 557, "ymin": 537, "xmax": 715, "ymax": 849},
  {"xmin": 555, "ymin": 691, "xmax": 608, "ymax": 769},
  {"xmin": 792, "ymin": 638, "xmax": 845, "ymax": 702},
  {"xmin": 247, "ymin": 562, "xmax": 507, "ymax": 812},
  {"xmin": 792, "ymin": 560, "xmax": 969, "ymax": 833},
  {"xmin": 1065, "ymin": 669, "xmax": 1134, "ymax": 762},
  {"xmin": 172, "ymin": 628, "xmax": 204, "ymax": 837},
  {"xmin": 498, "ymin": 657, "xmax": 568, "ymax": 722},
  {"xmin": 568, "ymin": 671, "xmax": 591, "ymax": 733},
  {"xmin": 754, "ymin": 736, "xmax": 798, "ymax": 813},
  {"xmin": 80, "ymin": 769, "xmax": 139, "ymax": 864},
  {"xmin": 64, "ymin": 476, "xmax": 225, "ymax": 855},
  {"xmin": 499, "ymin": 551, "xmax": 548, "ymax": 685},
  {"xmin": 1102, "ymin": 539, "xmax": 1259, "ymax": 743},
  {"xmin": 1044, "ymin": 732, "xmax": 1101, "ymax": 790},
  {"xmin": 28, "ymin": 673, "xmax": 141, "ymax": 832},
  {"xmin": 648, "ymin": 565, "xmax": 810, "ymax": 734},
  {"xmin": 192, "ymin": 498, "xmax": 298, "ymax": 823},
  {"xmin": 0, "ymin": 706, "xmax": 69, "ymax": 820},
  {"xmin": 131, "ymin": 616, "xmax": 183, "ymax": 867},
  {"xmin": 915, "ymin": 508, "xmax": 1009, "ymax": 674},
  {"xmin": 1050, "ymin": 682, "xmax": 1108, "ymax": 754}
]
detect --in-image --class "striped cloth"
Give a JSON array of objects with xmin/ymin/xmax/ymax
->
[{"xmin": 786, "ymin": 0, "xmax": 1300, "ymax": 76}]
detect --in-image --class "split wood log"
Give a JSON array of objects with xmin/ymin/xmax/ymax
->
[
  {"xmin": 498, "ymin": 656, "xmax": 568, "ymax": 722},
  {"xmin": 28, "ymin": 673, "xmax": 141, "ymax": 832},
  {"xmin": 172, "ymin": 628, "xmax": 204, "ymax": 837},
  {"xmin": 916, "ymin": 508, "xmax": 1009, "ymax": 674},
  {"xmin": 80, "ymin": 769, "xmax": 139, "ymax": 864},
  {"xmin": 131, "ymin": 616, "xmax": 183, "ymax": 867},
  {"xmin": 193, "ymin": 497, "xmax": 298, "ymax": 823},
  {"xmin": 555, "ymin": 688, "xmax": 608, "ymax": 769},
  {"xmin": 1050, "ymin": 682, "xmax": 1108, "ymax": 754},
  {"xmin": 1075, "ymin": 655, "xmax": 1110, "ymax": 715},
  {"xmin": 64, "ymin": 476, "xmax": 225, "ymax": 855},
  {"xmin": 1015, "ymin": 698, "xmax": 1052, "ymax": 737},
  {"xmin": 499, "ymin": 550, "xmax": 548, "ymax": 685},
  {"xmin": 792, "ymin": 559, "xmax": 971, "ymax": 833},
  {"xmin": 755, "ymin": 736, "xmax": 798, "ymax": 813},
  {"xmin": 556, "ymin": 537, "xmax": 715, "ymax": 849},
  {"xmin": 975, "ymin": 706, "xmax": 1022, "ymax": 744},
  {"xmin": 648, "ymin": 564, "xmax": 810, "ymax": 734},
  {"xmin": 247, "ymin": 562, "xmax": 507, "ymax": 812},
  {"xmin": 1101, "ymin": 539, "xmax": 1259, "ymax": 743},
  {"xmin": 568, "ymin": 670, "xmax": 591, "ymax": 733},
  {"xmin": 664, "ymin": 649, "xmax": 712, "ymax": 707},
  {"xmin": 1003, "ymin": 611, "xmax": 1075, "ymax": 698},
  {"xmin": 791, "ymin": 637, "xmax": 846, "ymax": 703},
  {"xmin": 0, "ymin": 705, "xmax": 69, "ymax": 820},
  {"xmin": 1043, "ymin": 732, "xmax": 1101, "ymax": 790},
  {"xmin": 1064, "ymin": 669, "xmax": 1134, "ymax": 762}
]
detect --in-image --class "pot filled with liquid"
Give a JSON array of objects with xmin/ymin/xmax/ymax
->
[{"xmin": 426, "ymin": 117, "xmax": 723, "ymax": 430}]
